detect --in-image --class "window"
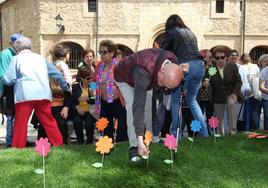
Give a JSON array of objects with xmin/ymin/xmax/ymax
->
[
  {"xmin": 88, "ymin": 0, "xmax": 96, "ymax": 12},
  {"xmin": 216, "ymin": 0, "xmax": 224, "ymax": 13}
]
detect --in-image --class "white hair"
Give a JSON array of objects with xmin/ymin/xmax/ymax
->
[{"xmin": 13, "ymin": 37, "xmax": 32, "ymax": 53}]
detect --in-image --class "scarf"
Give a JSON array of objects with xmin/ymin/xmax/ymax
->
[{"xmin": 95, "ymin": 58, "xmax": 117, "ymax": 114}]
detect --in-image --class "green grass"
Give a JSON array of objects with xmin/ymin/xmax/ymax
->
[{"xmin": 0, "ymin": 134, "xmax": 268, "ymax": 188}]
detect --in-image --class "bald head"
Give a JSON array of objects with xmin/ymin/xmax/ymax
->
[{"xmin": 158, "ymin": 63, "xmax": 184, "ymax": 89}]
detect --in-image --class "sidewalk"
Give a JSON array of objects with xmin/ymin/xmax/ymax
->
[{"xmin": 0, "ymin": 115, "xmax": 37, "ymax": 146}]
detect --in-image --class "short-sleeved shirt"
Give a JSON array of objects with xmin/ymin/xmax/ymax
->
[{"xmin": 259, "ymin": 66, "xmax": 268, "ymax": 100}]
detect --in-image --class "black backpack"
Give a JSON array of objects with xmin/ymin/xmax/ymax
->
[{"xmin": 0, "ymin": 85, "xmax": 14, "ymax": 115}]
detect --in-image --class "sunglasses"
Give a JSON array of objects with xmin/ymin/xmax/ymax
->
[
  {"xmin": 98, "ymin": 50, "xmax": 109, "ymax": 56},
  {"xmin": 84, "ymin": 77, "xmax": 92, "ymax": 80},
  {"xmin": 214, "ymin": 56, "xmax": 226, "ymax": 60}
]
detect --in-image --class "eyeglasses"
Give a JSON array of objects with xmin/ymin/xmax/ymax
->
[
  {"xmin": 84, "ymin": 77, "xmax": 92, "ymax": 80},
  {"xmin": 214, "ymin": 56, "xmax": 226, "ymax": 60},
  {"xmin": 98, "ymin": 50, "xmax": 109, "ymax": 56}
]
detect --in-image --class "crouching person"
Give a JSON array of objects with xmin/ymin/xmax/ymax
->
[{"xmin": 3, "ymin": 37, "xmax": 70, "ymax": 148}]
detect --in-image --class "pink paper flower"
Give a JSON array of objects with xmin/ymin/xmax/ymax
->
[
  {"xmin": 208, "ymin": 116, "xmax": 220, "ymax": 129},
  {"xmin": 163, "ymin": 134, "xmax": 178, "ymax": 150},
  {"xmin": 34, "ymin": 138, "xmax": 51, "ymax": 157}
]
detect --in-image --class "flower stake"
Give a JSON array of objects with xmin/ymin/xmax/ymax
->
[
  {"xmin": 204, "ymin": 67, "xmax": 217, "ymax": 91},
  {"xmin": 189, "ymin": 120, "xmax": 201, "ymax": 149},
  {"xmin": 96, "ymin": 117, "xmax": 109, "ymax": 137},
  {"xmin": 142, "ymin": 131, "xmax": 153, "ymax": 167},
  {"xmin": 92, "ymin": 136, "xmax": 113, "ymax": 184},
  {"xmin": 163, "ymin": 134, "xmax": 178, "ymax": 169},
  {"xmin": 113, "ymin": 118, "xmax": 118, "ymax": 146},
  {"xmin": 34, "ymin": 138, "xmax": 51, "ymax": 188},
  {"xmin": 89, "ymin": 82, "xmax": 97, "ymax": 99},
  {"xmin": 208, "ymin": 116, "xmax": 220, "ymax": 143}
]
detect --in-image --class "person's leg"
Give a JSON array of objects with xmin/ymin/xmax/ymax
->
[
  {"xmin": 262, "ymin": 99, "xmax": 268, "ymax": 130},
  {"xmin": 213, "ymin": 103, "xmax": 226, "ymax": 135},
  {"xmin": 227, "ymin": 96, "xmax": 238, "ymax": 135},
  {"xmin": 250, "ymin": 97, "xmax": 261, "ymax": 130},
  {"xmin": 170, "ymin": 85, "xmax": 181, "ymax": 136},
  {"xmin": 5, "ymin": 115, "xmax": 12, "ymax": 147},
  {"xmin": 115, "ymin": 81, "xmax": 139, "ymax": 161},
  {"xmin": 115, "ymin": 81, "xmax": 137, "ymax": 147},
  {"xmin": 204, "ymin": 101, "xmax": 214, "ymax": 135},
  {"xmin": 52, "ymin": 106, "xmax": 68, "ymax": 144},
  {"xmin": 83, "ymin": 112, "xmax": 95, "ymax": 144},
  {"xmin": 113, "ymin": 99, "xmax": 128, "ymax": 142},
  {"xmin": 101, "ymin": 99, "xmax": 114, "ymax": 139},
  {"xmin": 73, "ymin": 113, "xmax": 85, "ymax": 144},
  {"xmin": 144, "ymin": 89, "xmax": 153, "ymax": 132},
  {"xmin": 160, "ymin": 109, "xmax": 171, "ymax": 138},
  {"xmin": 34, "ymin": 100, "xmax": 63, "ymax": 146},
  {"xmin": 184, "ymin": 59, "xmax": 208, "ymax": 137},
  {"xmin": 12, "ymin": 101, "xmax": 34, "ymax": 148}
]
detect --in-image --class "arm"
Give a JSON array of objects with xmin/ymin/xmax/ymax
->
[
  {"xmin": 3, "ymin": 57, "xmax": 17, "ymax": 86},
  {"xmin": 132, "ymin": 66, "xmax": 151, "ymax": 136},
  {"xmin": 46, "ymin": 61, "xmax": 69, "ymax": 91}
]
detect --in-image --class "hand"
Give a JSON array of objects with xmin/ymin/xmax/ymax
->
[
  {"xmin": 76, "ymin": 106, "xmax": 85, "ymax": 116},
  {"xmin": 137, "ymin": 136, "xmax": 149, "ymax": 156},
  {"xmin": 60, "ymin": 107, "xmax": 69, "ymax": 119},
  {"xmin": 180, "ymin": 63, "xmax": 189, "ymax": 73},
  {"xmin": 230, "ymin": 94, "xmax": 237, "ymax": 102},
  {"xmin": 203, "ymin": 79, "xmax": 209, "ymax": 87}
]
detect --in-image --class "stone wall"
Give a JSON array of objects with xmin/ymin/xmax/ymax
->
[
  {"xmin": 1, "ymin": 0, "xmax": 268, "ymax": 57},
  {"xmin": 1, "ymin": 0, "xmax": 41, "ymax": 52}
]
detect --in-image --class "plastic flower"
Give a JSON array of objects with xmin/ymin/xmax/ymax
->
[
  {"xmin": 208, "ymin": 67, "xmax": 217, "ymax": 76},
  {"xmin": 89, "ymin": 82, "xmax": 97, "ymax": 90},
  {"xmin": 208, "ymin": 116, "xmax": 219, "ymax": 129},
  {"xmin": 96, "ymin": 117, "xmax": 109, "ymax": 132},
  {"xmin": 163, "ymin": 134, "xmax": 178, "ymax": 150},
  {"xmin": 95, "ymin": 136, "xmax": 113, "ymax": 154},
  {"xmin": 34, "ymin": 138, "xmax": 51, "ymax": 157},
  {"xmin": 144, "ymin": 131, "xmax": 153, "ymax": 146},
  {"xmin": 190, "ymin": 120, "xmax": 201, "ymax": 133}
]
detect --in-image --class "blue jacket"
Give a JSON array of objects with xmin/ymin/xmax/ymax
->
[{"xmin": 3, "ymin": 50, "xmax": 69, "ymax": 103}]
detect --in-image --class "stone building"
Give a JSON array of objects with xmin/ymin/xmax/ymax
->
[{"xmin": 1, "ymin": 0, "xmax": 268, "ymax": 67}]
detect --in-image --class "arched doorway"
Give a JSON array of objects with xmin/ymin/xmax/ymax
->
[
  {"xmin": 60, "ymin": 41, "xmax": 84, "ymax": 69},
  {"xmin": 249, "ymin": 45, "xmax": 268, "ymax": 64},
  {"xmin": 117, "ymin": 44, "xmax": 134, "ymax": 58},
  {"xmin": 210, "ymin": 45, "xmax": 231, "ymax": 55},
  {"xmin": 153, "ymin": 33, "xmax": 166, "ymax": 48}
]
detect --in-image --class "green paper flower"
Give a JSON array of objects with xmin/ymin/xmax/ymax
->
[{"xmin": 208, "ymin": 67, "xmax": 217, "ymax": 76}]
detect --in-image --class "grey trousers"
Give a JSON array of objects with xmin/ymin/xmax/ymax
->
[
  {"xmin": 115, "ymin": 81, "xmax": 152, "ymax": 147},
  {"xmin": 214, "ymin": 96, "xmax": 238, "ymax": 135}
]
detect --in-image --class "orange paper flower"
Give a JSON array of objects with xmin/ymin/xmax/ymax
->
[
  {"xmin": 247, "ymin": 132, "xmax": 259, "ymax": 138},
  {"xmin": 95, "ymin": 136, "xmax": 113, "ymax": 154},
  {"xmin": 96, "ymin": 117, "xmax": 109, "ymax": 132},
  {"xmin": 144, "ymin": 131, "xmax": 153, "ymax": 146},
  {"xmin": 114, "ymin": 118, "xmax": 118, "ymax": 130}
]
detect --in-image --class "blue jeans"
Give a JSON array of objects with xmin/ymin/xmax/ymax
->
[
  {"xmin": 244, "ymin": 97, "xmax": 262, "ymax": 130},
  {"xmin": 262, "ymin": 99, "xmax": 268, "ymax": 130},
  {"xmin": 5, "ymin": 115, "xmax": 14, "ymax": 147},
  {"xmin": 170, "ymin": 59, "xmax": 208, "ymax": 137}
]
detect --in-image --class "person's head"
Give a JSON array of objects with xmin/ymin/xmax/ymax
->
[
  {"xmin": 157, "ymin": 60, "xmax": 183, "ymax": 89},
  {"xmin": 240, "ymin": 53, "xmax": 252, "ymax": 64},
  {"xmin": 9, "ymin": 33, "xmax": 24, "ymax": 46},
  {"xmin": 226, "ymin": 49, "xmax": 239, "ymax": 64},
  {"xmin": 200, "ymin": 49, "xmax": 212, "ymax": 65},
  {"xmin": 82, "ymin": 48, "xmax": 95, "ymax": 66},
  {"xmin": 258, "ymin": 54, "xmax": 268, "ymax": 68},
  {"xmin": 98, "ymin": 40, "xmax": 117, "ymax": 63},
  {"xmin": 13, "ymin": 37, "xmax": 32, "ymax": 53},
  {"xmin": 165, "ymin": 14, "xmax": 188, "ymax": 31},
  {"xmin": 52, "ymin": 44, "xmax": 70, "ymax": 62},
  {"xmin": 78, "ymin": 66, "xmax": 93, "ymax": 84},
  {"xmin": 212, "ymin": 48, "xmax": 226, "ymax": 68}
]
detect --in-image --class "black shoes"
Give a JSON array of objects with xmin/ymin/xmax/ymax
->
[{"xmin": 129, "ymin": 146, "xmax": 140, "ymax": 162}]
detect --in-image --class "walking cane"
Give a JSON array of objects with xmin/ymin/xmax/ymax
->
[{"xmin": 175, "ymin": 89, "xmax": 183, "ymax": 153}]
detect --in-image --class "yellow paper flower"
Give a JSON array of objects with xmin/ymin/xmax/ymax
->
[
  {"xmin": 96, "ymin": 117, "xmax": 109, "ymax": 132},
  {"xmin": 95, "ymin": 136, "xmax": 113, "ymax": 154},
  {"xmin": 144, "ymin": 131, "xmax": 153, "ymax": 146}
]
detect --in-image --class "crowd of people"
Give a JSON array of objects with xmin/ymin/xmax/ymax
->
[{"xmin": 1, "ymin": 14, "xmax": 268, "ymax": 162}]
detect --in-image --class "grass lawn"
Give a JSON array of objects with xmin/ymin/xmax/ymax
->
[{"xmin": 0, "ymin": 134, "xmax": 268, "ymax": 188}]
